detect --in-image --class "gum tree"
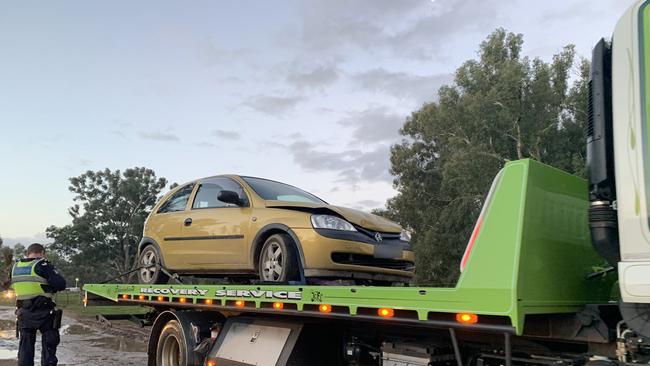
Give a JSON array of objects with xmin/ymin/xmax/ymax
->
[
  {"xmin": 388, "ymin": 29, "xmax": 589, "ymax": 285},
  {"xmin": 47, "ymin": 168, "xmax": 167, "ymax": 283}
]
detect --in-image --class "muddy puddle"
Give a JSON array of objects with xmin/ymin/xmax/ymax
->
[{"xmin": 0, "ymin": 306, "xmax": 147, "ymax": 365}]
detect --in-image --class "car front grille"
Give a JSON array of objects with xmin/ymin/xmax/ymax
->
[
  {"xmin": 354, "ymin": 226, "xmax": 401, "ymax": 242},
  {"xmin": 331, "ymin": 253, "xmax": 415, "ymax": 272}
]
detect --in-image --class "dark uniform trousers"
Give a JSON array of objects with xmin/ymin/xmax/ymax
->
[{"xmin": 17, "ymin": 300, "xmax": 60, "ymax": 366}]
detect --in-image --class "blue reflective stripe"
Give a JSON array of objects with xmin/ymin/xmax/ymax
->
[
  {"xmin": 11, "ymin": 259, "xmax": 42, "ymax": 277},
  {"xmin": 12, "ymin": 265, "xmax": 33, "ymax": 276}
]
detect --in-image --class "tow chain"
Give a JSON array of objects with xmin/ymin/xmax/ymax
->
[{"xmin": 99, "ymin": 265, "xmax": 183, "ymax": 284}]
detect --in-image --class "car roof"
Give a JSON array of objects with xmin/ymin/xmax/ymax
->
[{"xmin": 201, "ymin": 174, "xmax": 290, "ymax": 186}]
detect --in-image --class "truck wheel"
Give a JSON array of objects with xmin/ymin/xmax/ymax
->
[
  {"xmin": 156, "ymin": 320, "xmax": 187, "ymax": 366},
  {"xmin": 138, "ymin": 245, "xmax": 169, "ymax": 284},
  {"xmin": 259, "ymin": 234, "xmax": 300, "ymax": 282}
]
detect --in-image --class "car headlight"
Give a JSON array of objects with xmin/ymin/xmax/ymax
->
[
  {"xmin": 311, "ymin": 214, "xmax": 357, "ymax": 231},
  {"xmin": 400, "ymin": 229, "xmax": 411, "ymax": 242}
]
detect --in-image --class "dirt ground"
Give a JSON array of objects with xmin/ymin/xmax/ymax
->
[{"xmin": 0, "ymin": 306, "xmax": 149, "ymax": 365}]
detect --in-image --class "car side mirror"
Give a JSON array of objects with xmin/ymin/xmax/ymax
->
[{"xmin": 217, "ymin": 190, "xmax": 243, "ymax": 206}]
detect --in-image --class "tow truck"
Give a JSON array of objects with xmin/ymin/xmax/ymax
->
[{"xmin": 82, "ymin": 1, "xmax": 650, "ymax": 365}]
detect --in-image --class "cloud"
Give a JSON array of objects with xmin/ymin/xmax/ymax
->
[
  {"xmin": 288, "ymin": 140, "xmax": 392, "ymax": 185},
  {"xmin": 336, "ymin": 147, "xmax": 393, "ymax": 184},
  {"xmin": 198, "ymin": 130, "xmax": 243, "ymax": 148},
  {"xmin": 338, "ymin": 106, "xmax": 405, "ymax": 144},
  {"xmin": 138, "ymin": 131, "xmax": 180, "ymax": 142},
  {"xmin": 283, "ymin": 107, "xmax": 406, "ymax": 185},
  {"xmin": 387, "ymin": 0, "xmax": 500, "ymax": 59},
  {"xmin": 294, "ymin": 0, "xmax": 425, "ymax": 53},
  {"xmin": 243, "ymin": 95, "xmax": 304, "ymax": 116},
  {"xmin": 356, "ymin": 199, "xmax": 382, "ymax": 207},
  {"xmin": 293, "ymin": 0, "xmax": 501, "ymax": 59},
  {"xmin": 351, "ymin": 68, "xmax": 453, "ymax": 103},
  {"xmin": 347, "ymin": 199, "xmax": 383, "ymax": 211},
  {"xmin": 212, "ymin": 129, "xmax": 242, "ymax": 140},
  {"xmin": 286, "ymin": 64, "xmax": 340, "ymax": 90},
  {"xmin": 256, "ymin": 140, "xmax": 287, "ymax": 150},
  {"xmin": 538, "ymin": 0, "xmax": 615, "ymax": 24}
]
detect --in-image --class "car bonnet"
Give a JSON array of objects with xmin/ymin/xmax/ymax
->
[{"xmin": 264, "ymin": 200, "xmax": 402, "ymax": 233}]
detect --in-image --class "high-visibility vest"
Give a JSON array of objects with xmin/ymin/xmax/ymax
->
[{"xmin": 10, "ymin": 259, "xmax": 53, "ymax": 301}]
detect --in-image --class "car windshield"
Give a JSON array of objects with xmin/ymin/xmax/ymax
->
[{"xmin": 242, "ymin": 177, "xmax": 326, "ymax": 204}]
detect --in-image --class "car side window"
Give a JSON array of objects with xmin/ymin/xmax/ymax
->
[
  {"xmin": 192, "ymin": 178, "xmax": 249, "ymax": 209},
  {"xmin": 157, "ymin": 183, "xmax": 195, "ymax": 213}
]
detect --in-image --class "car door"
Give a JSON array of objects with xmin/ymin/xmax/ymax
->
[
  {"xmin": 179, "ymin": 177, "xmax": 253, "ymax": 269},
  {"xmin": 149, "ymin": 183, "xmax": 196, "ymax": 269}
]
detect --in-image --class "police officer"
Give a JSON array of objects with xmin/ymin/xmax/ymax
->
[{"xmin": 10, "ymin": 243, "xmax": 66, "ymax": 366}]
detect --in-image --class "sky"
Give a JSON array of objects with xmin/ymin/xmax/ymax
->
[{"xmin": 0, "ymin": 0, "xmax": 631, "ymax": 246}]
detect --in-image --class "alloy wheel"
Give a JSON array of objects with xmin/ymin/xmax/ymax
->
[
  {"xmin": 140, "ymin": 249, "xmax": 158, "ymax": 283},
  {"xmin": 262, "ymin": 242, "xmax": 284, "ymax": 281}
]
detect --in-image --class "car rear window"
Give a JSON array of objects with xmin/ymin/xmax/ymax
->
[{"xmin": 157, "ymin": 183, "xmax": 195, "ymax": 213}]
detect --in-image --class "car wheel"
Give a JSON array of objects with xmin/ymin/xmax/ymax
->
[
  {"xmin": 258, "ymin": 234, "xmax": 300, "ymax": 282},
  {"xmin": 156, "ymin": 320, "xmax": 186, "ymax": 366},
  {"xmin": 138, "ymin": 245, "xmax": 169, "ymax": 284}
]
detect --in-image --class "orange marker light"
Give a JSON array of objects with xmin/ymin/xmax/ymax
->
[
  {"xmin": 205, "ymin": 299, "xmax": 213, "ymax": 305},
  {"xmin": 319, "ymin": 304, "xmax": 332, "ymax": 313},
  {"xmin": 121, "ymin": 294, "xmax": 129, "ymax": 300},
  {"xmin": 273, "ymin": 302, "xmax": 284, "ymax": 310},
  {"xmin": 235, "ymin": 300, "xmax": 245, "ymax": 308},
  {"xmin": 179, "ymin": 297, "xmax": 187, "ymax": 303},
  {"xmin": 456, "ymin": 313, "xmax": 478, "ymax": 324},
  {"xmin": 138, "ymin": 295, "xmax": 145, "ymax": 301},
  {"xmin": 378, "ymin": 308, "xmax": 394, "ymax": 318},
  {"xmin": 157, "ymin": 296, "xmax": 165, "ymax": 302},
  {"xmin": 206, "ymin": 360, "xmax": 216, "ymax": 366}
]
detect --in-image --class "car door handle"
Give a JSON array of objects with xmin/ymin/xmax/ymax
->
[{"xmin": 184, "ymin": 218, "xmax": 192, "ymax": 226}]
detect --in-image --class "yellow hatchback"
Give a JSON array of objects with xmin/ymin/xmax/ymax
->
[{"xmin": 137, "ymin": 175, "xmax": 414, "ymax": 285}]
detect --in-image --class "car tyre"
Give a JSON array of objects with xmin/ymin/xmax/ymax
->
[
  {"xmin": 156, "ymin": 320, "xmax": 186, "ymax": 366},
  {"xmin": 138, "ymin": 245, "xmax": 169, "ymax": 284},
  {"xmin": 258, "ymin": 234, "xmax": 300, "ymax": 282}
]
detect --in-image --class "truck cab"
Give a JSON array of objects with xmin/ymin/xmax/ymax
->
[{"xmin": 588, "ymin": 0, "xmax": 650, "ymax": 304}]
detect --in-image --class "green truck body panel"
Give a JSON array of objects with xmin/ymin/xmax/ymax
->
[{"xmin": 84, "ymin": 159, "xmax": 615, "ymax": 335}]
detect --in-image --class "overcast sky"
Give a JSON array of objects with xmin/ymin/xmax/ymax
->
[{"xmin": 0, "ymin": 0, "xmax": 630, "ymax": 246}]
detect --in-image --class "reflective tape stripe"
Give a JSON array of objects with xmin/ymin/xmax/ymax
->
[
  {"xmin": 12, "ymin": 259, "xmax": 44, "ymax": 276},
  {"xmin": 10, "ymin": 276, "xmax": 48, "ymax": 284},
  {"xmin": 16, "ymin": 293, "xmax": 53, "ymax": 300}
]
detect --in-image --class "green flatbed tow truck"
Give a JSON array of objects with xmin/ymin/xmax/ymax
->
[{"xmin": 82, "ymin": 1, "xmax": 650, "ymax": 365}]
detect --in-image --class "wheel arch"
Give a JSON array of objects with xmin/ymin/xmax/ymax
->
[
  {"xmin": 138, "ymin": 237, "xmax": 166, "ymax": 267},
  {"xmin": 250, "ymin": 224, "xmax": 306, "ymax": 282}
]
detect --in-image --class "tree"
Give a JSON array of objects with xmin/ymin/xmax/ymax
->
[
  {"xmin": 13, "ymin": 243, "xmax": 25, "ymax": 259},
  {"xmin": 0, "ymin": 236, "xmax": 13, "ymax": 290},
  {"xmin": 46, "ymin": 167, "xmax": 167, "ymax": 283},
  {"xmin": 387, "ymin": 29, "xmax": 589, "ymax": 286}
]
